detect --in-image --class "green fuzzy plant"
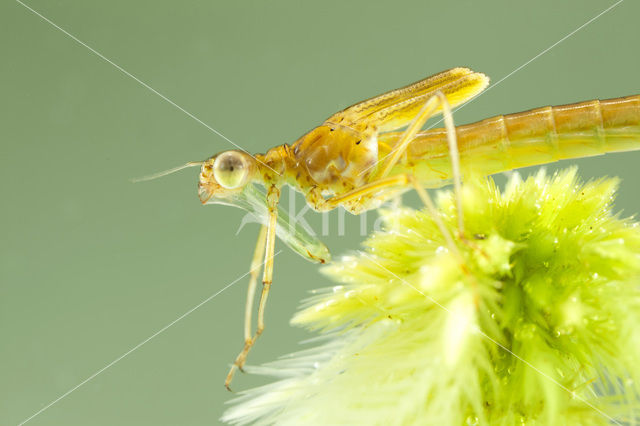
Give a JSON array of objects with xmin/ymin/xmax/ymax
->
[{"xmin": 222, "ymin": 168, "xmax": 640, "ymax": 425}]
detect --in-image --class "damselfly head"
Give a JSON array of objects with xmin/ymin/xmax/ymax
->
[{"xmin": 198, "ymin": 150, "xmax": 257, "ymax": 204}]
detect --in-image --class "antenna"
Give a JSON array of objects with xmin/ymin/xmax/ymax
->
[{"xmin": 130, "ymin": 161, "xmax": 204, "ymax": 183}]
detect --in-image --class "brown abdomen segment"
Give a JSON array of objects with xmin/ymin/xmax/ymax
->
[{"xmin": 380, "ymin": 95, "xmax": 640, "ymax": 183}]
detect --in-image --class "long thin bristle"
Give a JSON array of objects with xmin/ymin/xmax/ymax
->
[{"xmin": 130, "ymin": 161, "xmax": 203, "ymax": 183}]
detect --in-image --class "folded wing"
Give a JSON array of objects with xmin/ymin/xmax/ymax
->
[{"xmin": 325, "ymin": 67, "xmax": 489, "ymax": 133}]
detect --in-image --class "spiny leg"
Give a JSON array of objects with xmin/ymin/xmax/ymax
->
[
  {"xmin": 408, "ymin": 173, "xmax": 479, "ymax": 300},
  {"xmin": 225, "ymin": 225, "xmax": 268, "ymax": 390},
  {"xmin": 308, "ymin": 174, "xmax": 460, "ymax": 259},
  {"xmin": 405, "ymin": 93, "xmax": 477, "ymax": 289},
  {"xmin": 406, "ymin": 175, "xmax": 461, "ymax": 258},
  {"xmin": 225, "ymin": 187, "xmax": 280, "ymax": 391},
  {"xmin": 374, "ymin": 90, "xmax": 465, "ymax": 237},
  {"xmin": 311, "ymin": 174, "xmax": 410, "ymax": 211},
  {"xmin": 244, "ymin": 225, "xmax": 268, "ymax": 343},
  {"xmin": 330, "ymin": 91, "xmax": 476, "ymax": 295},
  {"xmin": 373, "ymin": 95, "xmax": 441, "ymax": 180},
  {"xmin": 313, "ymin": 172, "xmax": 479, "ymax": 301},
  {"xmin": 437, "ymin": 91, "xmax": 465, "ymax": 236},
  {"xmin": 246, "ymin": 190, "xmax": 279, "ymax": 369},
  {"xmin": 309, "ymin": 173, "xmax": 480, "ymax": 304}
]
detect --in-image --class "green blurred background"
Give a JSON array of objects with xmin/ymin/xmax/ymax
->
[{"xmin": 1, "ymin": 0, "xmax": 638, "ymax": 424}]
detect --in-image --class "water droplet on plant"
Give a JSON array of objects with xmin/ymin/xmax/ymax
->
[
  {"xmin": 436, "ymin": 246, "xmax": 448, "ymax": 255},
  {"xmin": 515, "ymin": 323, "xmax": 537, "ymax": 341},
  {"xmin": 554, "ymin": 325, "xmax": 574, "ymax": 336}
]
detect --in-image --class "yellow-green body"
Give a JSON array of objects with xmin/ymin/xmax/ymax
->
[
  {"xmin": 382, "ymin": 95, "xmax": 640, "ymax": 186},
  {"xmin": 243, "ymin": 94, "xmax": 640, "ymax": 212}
]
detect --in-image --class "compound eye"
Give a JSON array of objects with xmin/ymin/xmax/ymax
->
[{"xmin": 213, "ymin": 151, "xmax": 250, "ymax": 189}]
